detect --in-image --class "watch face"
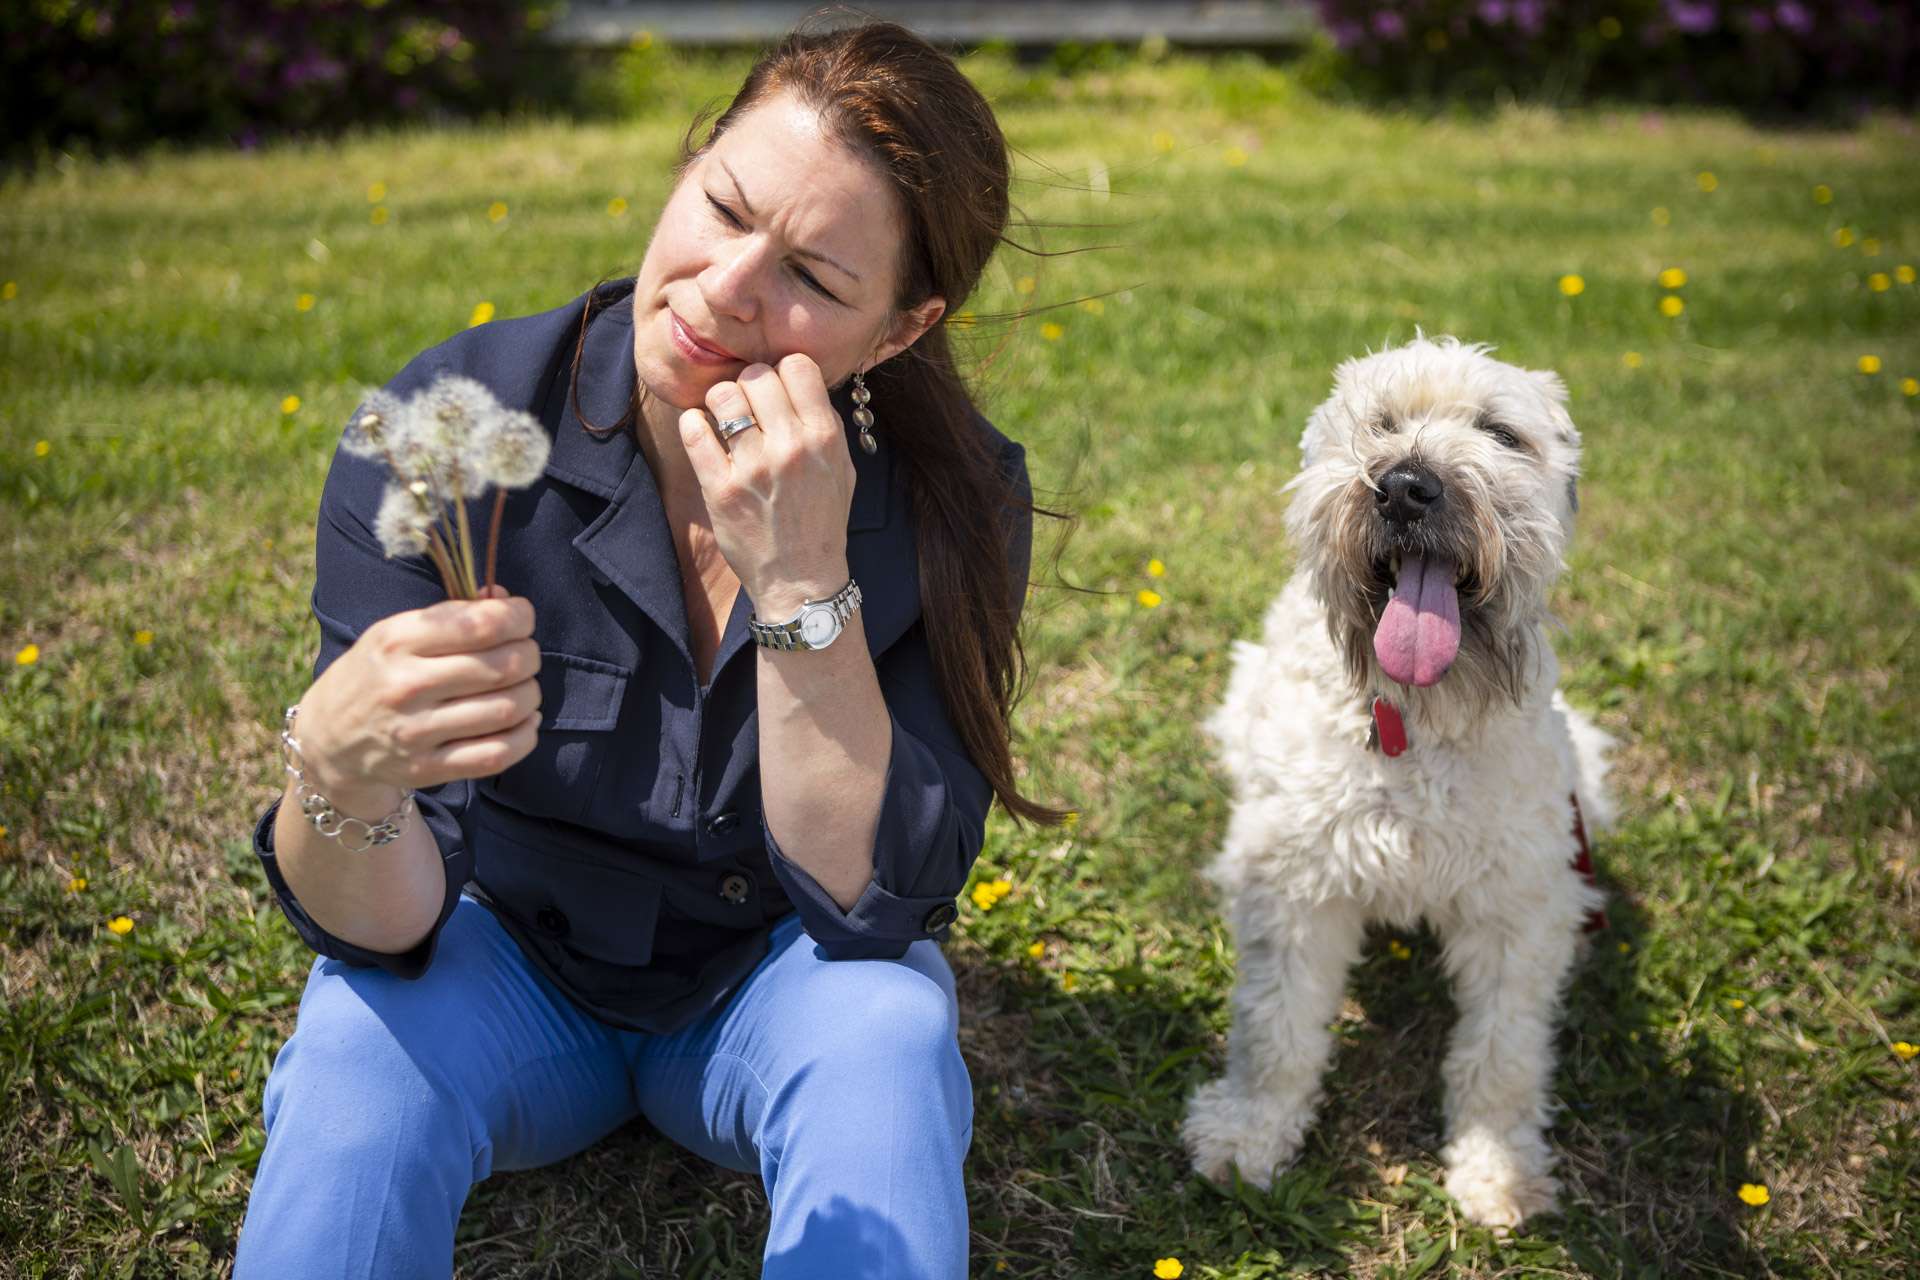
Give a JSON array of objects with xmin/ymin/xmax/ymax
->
[{"xmin": 799, "ymin": 606, "xmax": 839, "ymax": 647}]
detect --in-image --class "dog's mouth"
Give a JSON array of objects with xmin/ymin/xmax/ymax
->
[{"xmin": 1373, "ymin": 551, "xmax": 1464, "ymax": 687}]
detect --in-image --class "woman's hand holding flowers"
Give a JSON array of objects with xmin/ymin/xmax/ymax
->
[{"xmin": 679, "ymin": 353, "xmax": 859, "ymax": 617}]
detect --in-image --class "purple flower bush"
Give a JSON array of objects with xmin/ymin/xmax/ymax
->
[
  {"xmin": 3, "ymin": 2, "xmax": 564, "ymax": 156},
  {"xmin": 1311, "ymin": 1, "xmax": 1916, "ymax": 117}
]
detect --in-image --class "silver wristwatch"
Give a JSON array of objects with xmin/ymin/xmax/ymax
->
[{"xmin": 748, "ymin": 579, "xmax": 863, "ymax": 651}]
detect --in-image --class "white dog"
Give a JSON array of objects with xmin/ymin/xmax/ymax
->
[{"xmin": 1182, "ymin": 336, "xmax": 1614, "ymax": 1229}]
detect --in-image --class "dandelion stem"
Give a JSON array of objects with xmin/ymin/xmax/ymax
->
[
  {"xmin": 424, "ymin": 528, "xmax": 462, "ymax": 598},
  {"xmin": 484, "ymin": 489, "xmax": 506, "ymax": 593},
  {"xmin": 453, "ymin": 484, "xmax": 480, "ymax": 599}
]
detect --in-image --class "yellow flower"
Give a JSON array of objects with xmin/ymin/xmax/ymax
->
[
  {"xmin": 950, "ymin": 311, "xmax": 977, "ymax": 330},
  {"xmin": 14, "ymin": 644, "xmax": 37, "ymax": 666},
  {"xmin": 1, "ymin": 280, "xmax": 16, "ymax": 300},
  {"xmin": 107, "ymin": 916, "xmax": 134, "ymax": 935},
  {"xmin": 1696, "ymin": 171, "xmax": 1717, "ymax": 193},
  {"xmin": 1833, "ymin": 227, "xmax": 1855, "ymax": 248},
  {"xmin": 488, "ymin": 201, "xmax": 509, "ymax": 223},
  {"xmin": 370, "ymin": 205, "xmax": 389, "ymax": 226},
  {"xmin": 69, "ymin": 876, "xmax": 87, "ymax": 893},
  {"xmin": 1737, "ymin": 1183, "xmax": 1769, "ymax": 1206},
  {"xmin": 1901, "ymin": 378, "xmax": 1919, "ymax": 397},
  {"xmin": 1028, "ymin": 941, "xmax": 1045, "ymax": 958},
  {"xmin": 1152, "ymin": 130, "xmax": 1175, "ymax": 153},
  {"xmin": 366, "ymin": 181, "xmax": 387, "ymax": 203},
  {"xmin": 1727, "ymin": 998, "xmax": 1745, "ymax": 1009},
  {"xmin": 1040, "ymin": 322, "xmax": 1063, "ymax": 342},
  {"xmin": 296, "ymin": 292, "xmax": 316, "ymax": 312},
  {"xmin": 1223, "ymin": 145, "xmax": 1249, "ymax": 168},
  {"xmin": 1016, "ymin": 275, "xmax": 1036, "ymax": 295},
  {"xmin": 1080, "ymin": 298, "xmax": 1105, "ymax": 315},
  {"xmin": 133, "ymin": 630, "xmax": 154, "ymax": 646},
  {"xmin": 1388, "ymin": 939, "xmax": 1412, "ymax": 960},
  {"xmin": 970, "ymin": 878, "xmax": 1013, "ymax": 911},
  {"xmin": 630, "ymin": 29, "xmax": 653, "ymax": 50},
  {"xmin": 1136, "ymin": 588, "xmax": 1163, "ymax": 608},
  {"xmin": 1658, "ymin": 266, "xmax": 1687, "ymax": 289},
  {"xmin": 1147, "ymin": 558, "xmax": 1166, "ymax": 578},
  {"xmin": 1896, "ymin": 265, "xmax": 1916, "ymax": 285},
  {"xmin": 1622, "ymin": 352, "xmax": 1644, "ymax": 370},
  {"xmin": 470, "ymin": 301, "xmax": 496, "ymax": 327},
  {"xmin": 1062, "ymin": 810, "xmax": 1080, "ymax": 829},
  {"xmin": 1618, "ymin": 940, "xmax": 1632, "ymax": 953},
  {"xmin": 281, "ymin": 395, "xmax": 301, "ymax": 415},
  {"xmin": 1812, "ymin": 184, "xmax": 1832, "ymax": 204},
  {"xmin": 1660, "ymin": 295, "xmax": 1684, "ymax": 317},
  {"xmin": 1868, "ymin": 272, "xmax": 1891, "ymax": 292},
  {"xmin": 1558, "ymin": 274, "xmax": 1585, "ymax": 297},
  {"xmin": 607, "ymin": 196, "xmax": 628, "ymax": 217},
  {"xmin": 1650, "ymin": 206, "xmax": 1671, "ymax": 227},
  {"xmin": 1858, "ymin": 355, "xmax": 1882, "ymax": 375},
  {"xmin": 1892, "ymin": 1041, "xmax": 1918, "ymax": 1060},
  {"xmin": 1154, "ymin": 1258, "xmax": 1184, "ymax": 1279},
  {"xmin": 34, "ymin": 439, "xmax": 50, "ymax": 457},
  {"xmin": 1060, "ymin": 972, "xmax": 1078, "ymax": 992}
]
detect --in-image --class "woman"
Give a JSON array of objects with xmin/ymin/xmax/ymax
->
[{"xmin": 235, "ymin": 22, "xmax": 1052, "ymax": 1280}]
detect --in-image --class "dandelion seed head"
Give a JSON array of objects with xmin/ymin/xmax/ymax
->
[
  {"xmin": 343, "ymin": 389, "xmax": 410, "ymax": 459},
  {"xmin": 473, "ymin": 408, "xmax": 551, "ymax": 489},
  {"xmin": 375, "ymin": 484, "xmax": 436, "ymax": 558}
]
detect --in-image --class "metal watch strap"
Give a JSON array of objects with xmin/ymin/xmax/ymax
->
[{"xmin": 748, "ymin": 579, "xmax": 863, "ymax": 651}]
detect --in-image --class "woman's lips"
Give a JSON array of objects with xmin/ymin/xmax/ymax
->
[{"xmin": 668, "ymin": 310, "xmax": 742, "ymax": 365}]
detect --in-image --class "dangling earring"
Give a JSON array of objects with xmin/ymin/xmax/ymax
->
[{"xmin": 851, "ymin": 370, "xmax": 877, "ymax": 455}]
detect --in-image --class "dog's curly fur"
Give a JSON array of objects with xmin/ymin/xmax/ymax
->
[{"xmin": 1182, "ymin": 336, "xmax": 1615, "ymax": 1229}]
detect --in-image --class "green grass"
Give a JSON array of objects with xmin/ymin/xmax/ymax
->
[{"xmin": 3, "ymin": 48, "xmax": 1917, "ymax": 1278}]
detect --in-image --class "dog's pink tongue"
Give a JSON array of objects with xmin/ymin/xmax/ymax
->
[{"xmin": 1374, "ymin": 555, "xmax": 1461, "ymax": 687}]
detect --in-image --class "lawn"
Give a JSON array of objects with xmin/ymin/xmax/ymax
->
[{"xmin": 2, "ymin": 49, "xmax": 1916, "ymax": 1279}]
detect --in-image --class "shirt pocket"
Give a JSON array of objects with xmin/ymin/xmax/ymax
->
[
  {"xmin": 483, "ymin": 650, "xmax": 630, "ymax": 826},
  {"xmin": 471, "ymin": 806, "xmax": 662, "ymax": 976}
]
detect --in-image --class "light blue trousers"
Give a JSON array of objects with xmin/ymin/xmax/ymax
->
[{"xmin": 234, "ymin": 898, "xmax": 972, "ymax": 1278}]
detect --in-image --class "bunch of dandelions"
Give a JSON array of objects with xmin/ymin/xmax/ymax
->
[{"xmin": 345, "ymin": 373, "xmax": 551, "ymax": 599}]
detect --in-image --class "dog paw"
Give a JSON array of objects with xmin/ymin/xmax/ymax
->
[
  {"xmin": 1182, "ymin": 1078, "xmax": 1309, "ymax": 1190},
  {"xmin": 1441, "ymin": 1132, "xmax": 1559, "ymax": 1229}
]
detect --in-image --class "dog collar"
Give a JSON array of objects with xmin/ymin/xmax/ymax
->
[{"xmin": 1368, "ymin": 696, "xmax": 1408, "ymax": 756}]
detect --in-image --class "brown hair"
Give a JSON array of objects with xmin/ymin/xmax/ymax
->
[{"xmin": 576, "ymin": 20, "xmax": 1061, "ymax": 825}]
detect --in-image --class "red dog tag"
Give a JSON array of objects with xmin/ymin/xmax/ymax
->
[{"xmin": 1372, "ymin": 697, "xmax": 1407, "ymax": 757}]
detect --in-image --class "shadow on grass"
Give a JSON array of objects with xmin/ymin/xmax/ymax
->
[{"xmin": 949, "ymin": 884, "xmax": 1790, "ymax": 1278}]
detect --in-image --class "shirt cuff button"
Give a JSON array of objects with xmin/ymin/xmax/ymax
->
[{"xmin": 921, "ymin": 902, "xmax": 957, "ymax": 933}]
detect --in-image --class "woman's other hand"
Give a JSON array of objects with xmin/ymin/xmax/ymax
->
[
  {"xmin": 680, "ymin": 352, "xmax": 857, "ymax": 617},
  {"xmin": 297, "ymin": 584, "xmax": 542, "ymax": 808}
]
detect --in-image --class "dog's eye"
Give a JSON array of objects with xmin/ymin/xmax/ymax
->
[{"xmin": 1481, "ymin": 422, "xmax": 1522, "ymax": 450}]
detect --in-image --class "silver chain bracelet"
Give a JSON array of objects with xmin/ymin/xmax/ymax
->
[{"xmin": 281, "ymin": 705, "xmax": 415, "ymax": 853}]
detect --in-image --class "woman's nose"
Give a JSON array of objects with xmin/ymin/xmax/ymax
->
[{"xmin": 699, "ymin": 241, "xmax": 762, "ymax": 324}]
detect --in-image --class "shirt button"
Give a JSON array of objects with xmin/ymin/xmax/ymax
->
[
  {"xmin": 707, "ymin": 810, "xmax": 741, "ymax": 837},
  {"xmin": 717, "ymin": 872, "xmax": 752, "ymax": 906},
  {"xmin": 535, "ymin": 906, "xmax": 570, "ymax": 938},
  {"xmin": 922, "ymin": 902, "xmax": 957, "ymax": 933}
]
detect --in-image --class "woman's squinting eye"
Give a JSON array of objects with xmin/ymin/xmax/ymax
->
[{"xmin": 705, "ymin": 193, "xmax": 841, "ymax": 303}]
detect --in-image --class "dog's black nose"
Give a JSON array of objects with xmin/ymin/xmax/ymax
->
[{"xmin": 1377, "ymin": 464, "xmax": 1444, "ymax": 526}]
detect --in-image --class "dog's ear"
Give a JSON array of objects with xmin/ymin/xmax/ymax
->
[{"xmin": 1529, "ymin": 369, "xmax": 1570, "ymax": 405}]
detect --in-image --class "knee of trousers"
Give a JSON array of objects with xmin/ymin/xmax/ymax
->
[
  {"xmin": 776, "ymin": 960, "xmax": 972, "ymax": 1137},
  {"xmin": 262, "ymin": 964, "xmax": 489, "ymax": 1186}
]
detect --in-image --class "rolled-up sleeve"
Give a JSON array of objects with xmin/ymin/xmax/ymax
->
[
  {"xmin": 765, "ymin": 439, "xmax": 1034, "ymax": 959},
  {"xmin": 253, "ymin": 374, "xmax": 476, "ymax": 978}
]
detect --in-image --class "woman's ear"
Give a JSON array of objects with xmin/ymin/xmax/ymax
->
[{"xmin": 867, "ymin": 295, "xmax": 948, "ymax": 369}]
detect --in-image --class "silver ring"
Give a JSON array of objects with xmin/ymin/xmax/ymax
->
[{"xmin": 715, "ymin": 414, "xmax": 758, "ymax": 441}]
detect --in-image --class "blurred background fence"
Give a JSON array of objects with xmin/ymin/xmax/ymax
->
[{"xmin": 6, "ymin": 2, "xmax": 1916, "ymax": 157}]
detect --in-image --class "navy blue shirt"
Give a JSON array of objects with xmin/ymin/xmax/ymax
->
[{"xmin": 253, "ymin": 279, "xmax": 1032, "ymax": 1032}]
